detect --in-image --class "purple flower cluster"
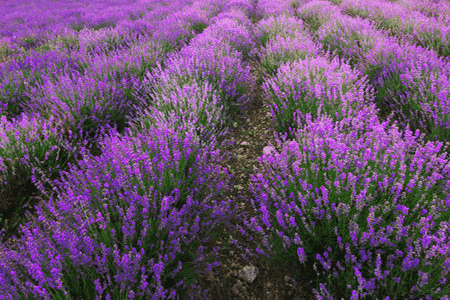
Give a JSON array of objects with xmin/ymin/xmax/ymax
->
[
  {"xmin": 262, "ymin": 55, "xmax": 376, "ymax": 140},
  {"xmin": 188, "ymin": 16, "xmax": 257, "ymax": 59},
  {"xmin": 296, "ymin": 0, "xmax": 344, "ymax": 32},
  {"xmin": 130, "ymin": 11, "xmax": 255, "ymax": 138},
  {"xmin": 247, "ymin": 110, "xmax": 450, "ymax": 299},
  {"xmin": 256, "ymin": 0, "xmax": 298, "ymax": 17},
  {"xmin": 253, "ymin": 14, "xmax": 306, "ymax": 47},
  {"xmin": 394, "ymin": 0, "xmax": 450, "ymax": 22},
  {"xmin": 255, "ymin": 21, "xmax": 323, "ymax": 76},
  {"xmin": 129, "ymin": 77, "xmax": 228, "ymax": 148},
  {"xmin": 1, "ymin": 123, "xmax": 243, "ymax": 299},
  {"xmin": 0, "ymin": 112, "xmax": 82, "ymax": 196}
]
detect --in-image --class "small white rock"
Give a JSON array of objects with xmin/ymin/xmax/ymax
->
[
  {"xmin": 238, "ymin": 265, "xmax": 259, "ymax": 283},
  {"xmin": 263, "ymin": 145, "xmax": 275, "ymax": 154}
]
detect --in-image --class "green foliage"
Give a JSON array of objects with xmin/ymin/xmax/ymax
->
[{"xmin": 70, "ymin": 22, "xmax": 86, "ymax": 32}]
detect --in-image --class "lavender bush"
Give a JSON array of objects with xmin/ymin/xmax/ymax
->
[
  {"xmin": 0, "ymin": 124, "xmax": 244, "ymax": 299},
  {"xmin": 316, "ymin": 14, "xmax": 383, "ymax": 71},
  {"xmin": 256, "ymin": 31, "xmax": 323, "ymax": 78},
  {"xmin": 0, "ymin": 112, "xmax": 86, "ymax": 240},
  {"xmin": 78, "ymin": 39, "xmax": 166, "ymax": 86},
  {"xmin": 22, "ymin": 68, "xmax": 142, "ymax": 149},
  {"xmin": 44, "ymin": 28, "xmax": 81, "ymax": 56},
  {"xmin": 220, "ymin": 0, "xmax": 255, "ymax": 16},
  {"xmin": 0, "ymin": 49, "xmax": 85, "ymax": 120},
  {"xmin": 114, "ymin": 18, "xmax": 156, "ymax": 44},
  {"xmin": 128, "ymin": 77, "xmax": 228, "ymax": 148},
  {"xmin": 378, "ymin": 62, "xmax": 450, "ymax": 146},
  {"xmin": 150, "ymin": 13, "xmax": 200, "ymax": 54},
  {"xmin": 76, "ymin": 27, "xmax": 134, "ymax": 58},
  {"xmin": 188, "ymin": 15, "xmax": 257, "ymax": 60},
  {"xmin": 147, "ymin": 40, "xmax": 253, "ymax": 116},
  {"xmin": 315, "ymin": 11, "xmax": 450, "ymax": 146},
  {"xmin": 245, "ymin": 110, "xmax": 450, "ymax": 299},
  {"xmin": 261, "ymin": 56, "xmax": 376, "ymax": 141},
  {"xmin": 253, "ymin": 14, "xmax": 306, "ymax": 48},
  {"xmin": 396, "ymin": 0, "xmax": 450, "ymax": 22},
  {"xmin": 296, "ymin": 0, "xmax": 343, "ymax": 33},
  {"xmin": 0, "ymin": 37, "xmax": 21, "ymax": 64},
  {"xmin": 209, "ymin": 5, "xmax": 254, "ymax": 30},
  {"xmin": 256, "ymin": 0, "xmax": 295, "ymax": 17}
]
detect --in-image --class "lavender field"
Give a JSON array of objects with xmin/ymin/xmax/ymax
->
[{"xmin": 0, "ymin": 0, "xmax": 450, "ymax": 299}]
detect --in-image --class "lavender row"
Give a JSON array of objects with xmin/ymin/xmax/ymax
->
[
  {"xmin": 129, "ymin": 5, "xmax": 257, "ymax": 147},
  {"xmin": 394, "ymin": 0, "xmax": 450, "ymax": 23},
  {"xmin": 339, "ymin": 0, "xmax": 450, "ymax": 59},
  {"xmin": 241, "ymin": 11, "xmax": 450, "ymax": 300},
  {"xmin": 0, "ymin": 0, "xmax": 180, "ymax": 58},
  {"xmin": 0, "ymin": 0, "xmax": 265, "ymax": 299},
  {"xmin": 296, "ymin": 0, "xmax": 450, "ymax": 147},
  {"xmin": 255, "ymin": 0, "xmax": 299, "ymax": 18}
]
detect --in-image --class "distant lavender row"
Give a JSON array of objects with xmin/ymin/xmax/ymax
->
[
  {"xmin": 244, "ymin": 11, "xmax": 450, "ymax": 300},
  {"xmin": 297, "ymin": 0, "xmax": 450, "ymax": 146},
  {"xmin": 125, "ymin": 0, "xmax": 259, "ymax": 154},
  {"xmin": 0, "ymin": 0, "xmax": 182, "ymax": 55},
  {"xmin": 394, "ymin": 0, "xmax": 450, "ymax": 23},
  {"xmin": 339, "ymin": 0, "xmax": 450, "ymax": 58}
]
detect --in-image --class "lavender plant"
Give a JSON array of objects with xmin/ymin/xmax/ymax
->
[
  {"xmin": 295, "ymin": 0, "xmax": 343, "ymax": 33},
  {"xmin": 188, "ymin": 16, "xmax": 257, "ymax": 60},
  {"xmin": 76, "ymin": 27, "xmax": 133, "ymax": 58},
  {"xmin": 0, "ymin": 112, "xmax": 87, "ymax": 244},
  {"xmin": 127, "ymin": 77, "xmax": 229, "ymax": 148},
  {"xmin": 82, "ymin": 11, "xmax": 120, "ymax": 31},
  {"xmin": 0, "ymin": 38, "xmax": 20, "ymax": 64},
  {"xmin": 388, "ymin": 65, "xmax": 450, "ymax": 145},
  {"xmin": 22, "ymin": 69, "xmax": 142, "ymax": 149},
  {"xmin": 315, "ymin": 11, "xmax": 450, "ymax": 139},
  {"xmin": 246, "ymin": 110, "xmax": 450, "ymax": 299},
  {"xmin": 209, "ymin": 6, "xmax": 254, "ymax": 30},
  {"xmin": 257, "ymin": 31, "xmax": 323, "ymax": 78},
  {"xmin": 253, "ymin": 14, "xmax": 305, "ymax": 48},
  {"xmin": 45, "ymin": 28, "xmax": 81, "ymax": 55},
  {"xmin": 256, "ymin": 0, "xmax": 296, "ymax": 17},
  {"xmin": 173, "ymin": 4, "xmax": 211, "ymax": 34},
  {"xmin": 261, "ymin": 56, "xmax": 376, "ymax": 141},
  {"xmin": 114, "ymin": 18, "xmax": 157, "ymax": 45},
  {"xmin": 220, "ymin": 0, "xmax": 256, "ymax": 17},
  {"xmin": 0, "ymin": 125, "xmax": 243, "ymax": 299},
  {"xmin": 154, "ymin": 40, "xmax": 253, "ymax": 116},
  {"xmin": 0, "ymin": 49, "xmax": 85, "ymax": 120},
  {"xmin": 150, "ymin": 14, "xmax": 200, "ymax": 54},
  {"xmin": 80, "ymin": 39, "xmax": 166, "ymax": 85},
  {"xmin": 316, "ymin": 14, "xmax": 382, "ymax": 70}
]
